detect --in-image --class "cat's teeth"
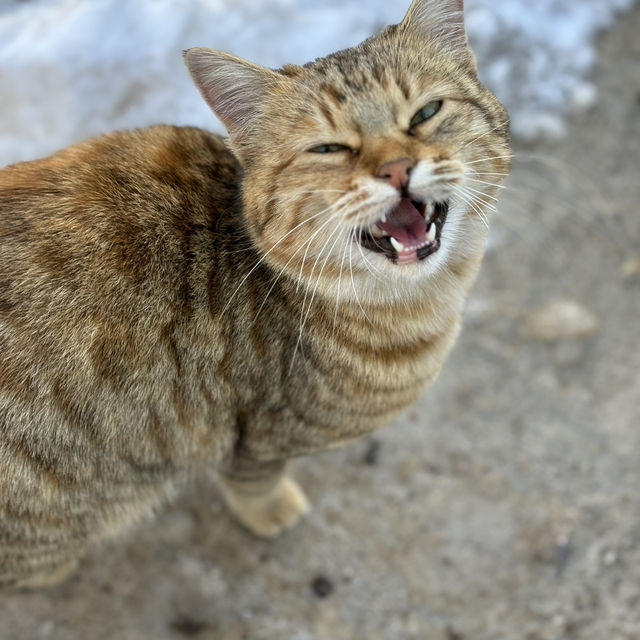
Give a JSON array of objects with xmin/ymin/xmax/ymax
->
[
  {"xmin": 380, "ymin": 214, "xmax": 387, "ymax": 223},
  {"xmin": 390, "ymin": 238, "xmax": 404, "ymax": 253},
  {"xmin": 371, "ymin": 224, "xmax": 385, "ymax": 238},
  {"xmin": 427, "ymin": 223, "xmax": 437, "ymax": 243},
  {"xmin": 426, "ymin": 202, "xmax": 436, "ymax": 219}
]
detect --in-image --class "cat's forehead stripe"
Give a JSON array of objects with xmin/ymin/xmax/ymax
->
[
  {"xmin": 321, "ymin": 84, "xmax": 347, "ymax": 106},
  {"xmin": 318, "ymin": 100, "xmax": 337, "ymax": 130}
]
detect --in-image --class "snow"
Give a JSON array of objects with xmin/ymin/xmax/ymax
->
[{"xmin": 0, "ymin": 0, "xmax": 637, "ymax": 166}]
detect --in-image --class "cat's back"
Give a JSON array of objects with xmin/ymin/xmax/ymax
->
[
  {"xmin": 0, "ymin": 125, "xmax": 239, "ymax": 315},
  {"xmin": 0, "ymin": 124, "xmax": 238, "ymax": 245},
  {"xmin": 0, "ymin": 125, "xmax": 242, "ymax": 435},
  {"xmin": 0, "ymin": 126, "xmax": 241, "ymax": 517}
]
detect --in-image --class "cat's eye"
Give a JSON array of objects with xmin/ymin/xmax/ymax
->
[
  {"xmin": 409, "ymin": 101, "xmax": 443, "ymax": 129},
  {"xmin": 308, "ymin": 143, "xmax": 352, "ymax": 154}
]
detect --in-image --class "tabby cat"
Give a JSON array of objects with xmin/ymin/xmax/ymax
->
[{"xmin": 0, "ymin": 0, "xmax": 510, "ymax": 588}]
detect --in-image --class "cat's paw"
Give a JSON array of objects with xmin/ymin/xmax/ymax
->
[{"xmin": 222, "ymin": 477, "xmax": 310, "ymax": 539}]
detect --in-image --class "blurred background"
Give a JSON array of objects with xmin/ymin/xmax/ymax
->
[
  {"xmin": 0, "ymin": 0, "xmax": 636, "ymax": 164},
  {"xmin": 1, "ymin": 1, "xmax": 639, "ymax": 639}
]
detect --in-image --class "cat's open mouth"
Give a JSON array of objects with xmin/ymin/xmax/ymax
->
[{"xmin": 357, "ymin": 198, "xmax": 449, "ymax": 265}]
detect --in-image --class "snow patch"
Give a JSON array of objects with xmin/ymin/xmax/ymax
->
[{"xmin": 0, "ymin": 0, "xmax": 636, "ymax": 165}]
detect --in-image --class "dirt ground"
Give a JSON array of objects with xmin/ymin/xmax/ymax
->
[{"xmin": 1, "ymin": 7, "xmax": 639, "ymax": 640}]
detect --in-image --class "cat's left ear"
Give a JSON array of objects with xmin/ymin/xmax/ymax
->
[
  {"xmin": 184, "ymin": 48, "xmax": 282, "ymax": 138},
  {"xmin": 401, "ymin": 0, "xmax": 468, "ymax": 51}
]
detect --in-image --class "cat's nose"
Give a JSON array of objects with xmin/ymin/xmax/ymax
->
[{"xmin": 376, "ymin": 158, "xmax": 414, "ymax": 190}]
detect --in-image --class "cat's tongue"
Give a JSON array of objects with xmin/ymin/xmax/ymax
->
[{"xmin": 378, "ymin": 198, "xmax": 428, "ymax": 247}]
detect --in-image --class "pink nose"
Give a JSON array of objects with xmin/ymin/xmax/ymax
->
[{"xmin": 376, "ymin": 158, "xmax": 414, "ymax": 189}]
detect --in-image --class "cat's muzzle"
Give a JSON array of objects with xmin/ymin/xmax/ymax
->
[{"xmin": 358, "ymin": 198, "xmax": 449, "ymax": 266}]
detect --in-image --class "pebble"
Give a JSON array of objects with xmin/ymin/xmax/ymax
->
[
  {"xmin": 342, "ymin": 566, "xmax": 355, "ymax": 582},
  {"xmin": 363, "ymin": 439, "xmax": 381, "ymax": 466},
  {"xmin": 521, "ymin": 299, "xmax": 600, "ymax": 342},
  {"xmin": 603, "ymin": 550, "xmax": 618, "ymax": 567},
  {"xmin": 311, "ymin": 576, "xmax": 334, "ymax": 599},
  {"xmin": 169, "ymin": 617, "xmax": 207, "ymax": 637},
  {"xmin": 622, "ymin": 255, "xmax": 640, "ymax": 278},
  {"xmin": 446, "ymin": 627, "xmax": 466, "ymax": 640}
]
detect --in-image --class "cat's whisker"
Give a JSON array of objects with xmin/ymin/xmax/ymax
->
[
  {"xmin": 456, "ymin": 183, "xmax": 497, "ymax": 211},
  {"xmin": 356, "ymin": 230, "xmax": 389, "ymax": 282},
  {"xmin": 466, "ymin": 204, "xmax": 490, "ymax": 231},
  {"xmin": 290, "ymin": 218, "xmax": 347, "ymax": 372},
  {"xmin": 465, "ymin": 177, "xmax": 508, "ymax": 191},
  {"xmin": 253, "ymin": 220, "xmax": 338, "ymax": 321},
  {"xmin": 464, "ymin": 154, "xmax": 515, "ymax": 166},
  {"xmin": 491, "ymin": 153, "xmax": 611, "ymax": 221},
  {"xmin": 348, "ymin": 231, "xmax": 373, "ymax": 326},
  {"xmin": 222, "ymin": 206, "xmax": 333, "ymax": 315},
  {"xmin": 452, "ymin": 185, "xmax": 491, "ymax": 229},
  {"xmin": 469, "ymin": 169, "xmax": 627, "ymax": 282},
  {"xmin": 295, "ymin": 222, "xmax": 348, "ymax": 364},
  {"xmin": 333, "ymin": 230, "xmax": 351, "ymax": 334},
  {"xmin": 451, "ymin": 121, "xmax": 511, "ymax": 156},
  {"xmin": 298, "ymin": 217, "xmax": 345, "ymax": 330},
  {"xmin": 453, "ymin": 185, "xmax": 498, "ymax": 213},
  {"xmin": 291, "ymin": 189, "xmax": 346, "ymax": 199},
  {"xmin": 455, "ymin": 185, "xmax": 498, "ymax": 213},
  {"xmin": 514, "ymin": 153, "xmax": 625, "ymax": 234},
  {"xmin": 477, "ymin": 172, "xmax": 600, "ymax": 223},
  {"xmin": 468, "ymin": 172, "xmax": 511, "ymax": 178},
  {"xmin": 462, "ymin": 184, "xmax": 501, "ymax": 204},
  {"xmin": 355, "ymin": 240, "xmax": 380, "ymax": 281},
  {"xmin": 295, "ymin": 205, "xmax": 347, "ymax": 293}
]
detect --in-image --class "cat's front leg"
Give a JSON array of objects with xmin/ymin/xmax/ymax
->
[{"xmin": 217, "ymin": 458, "xmax": 309, "ymax": 539}]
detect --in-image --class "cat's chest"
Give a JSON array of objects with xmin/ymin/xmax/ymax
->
[{"xmin": 234, "ymin": 314, "xmax": 460, "ymax": 461}]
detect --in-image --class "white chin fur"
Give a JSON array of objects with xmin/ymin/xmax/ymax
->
[{"xmin": 342, "ymin": 198, "xmax": 489, "ymax": 303}]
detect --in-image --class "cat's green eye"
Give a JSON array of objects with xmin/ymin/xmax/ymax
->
[
  {"xmin": 409, "ymin": 101, "xmax": 443, "ymax": 129},
  {"xmin": 308, "ymin": 143, "xmax": 351, "ymax": 154}
]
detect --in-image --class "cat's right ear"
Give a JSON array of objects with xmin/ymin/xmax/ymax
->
[
  {"xmin": 184, "ymin": 48, "xmax": 280, "ymax": 138},
  {"xmin": 401, "ymin": 0, "xmax": 468, "ymax": 51}
]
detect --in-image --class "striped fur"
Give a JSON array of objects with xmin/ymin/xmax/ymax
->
[{"xmin": 0, "ymin": 0, "xmax": 510, "ymax": 587}]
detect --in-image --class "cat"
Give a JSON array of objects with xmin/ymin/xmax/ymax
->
[{"xmin": 0, "ymin": 0, "xmax": 510, "ymax": 589}]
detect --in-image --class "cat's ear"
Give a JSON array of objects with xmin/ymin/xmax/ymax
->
[
  {"xmin": 184, "ymin": 48, "xmax": 281, "ymax": 137},
  {"xmin": 401, "ymin": 0, "xmax": 468, "ymax": 50}
]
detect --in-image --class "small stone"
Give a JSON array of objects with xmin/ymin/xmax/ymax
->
[
  {"xmin": 363, "ymin": 439, "xmax": 381, "ymax": 466},
  {"xmin": 553, "ymin": 540, "xmax": 573, "ymax": 577},
  {"xmin": 169, "ymin": 617, "xmax": 207, "ymax": 637},
  {"xmin": 521, "ymin": 299, "xmax": 600, "ymax": 342},
  {"xmin": 622, "ymin": 255, "xmax": 640, "ymax": 278},
  {"xmin": 342, "ymin": 566, "xmax": 355, "ymax": 582},
  {"xmin": 552, "ymin": 614, "xmax": 567, "ymax": 628},
  {"xmin": 311, "ymin": 575, "xmax": 334, "ymax": 599},
  {"xmin": 446, "ymin": 627, "xmax": 466, "ymax": 640}
]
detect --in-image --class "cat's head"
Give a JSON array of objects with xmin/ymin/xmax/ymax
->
[{"xmin": 185, "ymin": 0, "xmax": 510, "ymax": 302}]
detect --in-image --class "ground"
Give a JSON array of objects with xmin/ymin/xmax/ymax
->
[{"xmin": 1, "ymin": 7, "xmax": 639, "ymax": 640}]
